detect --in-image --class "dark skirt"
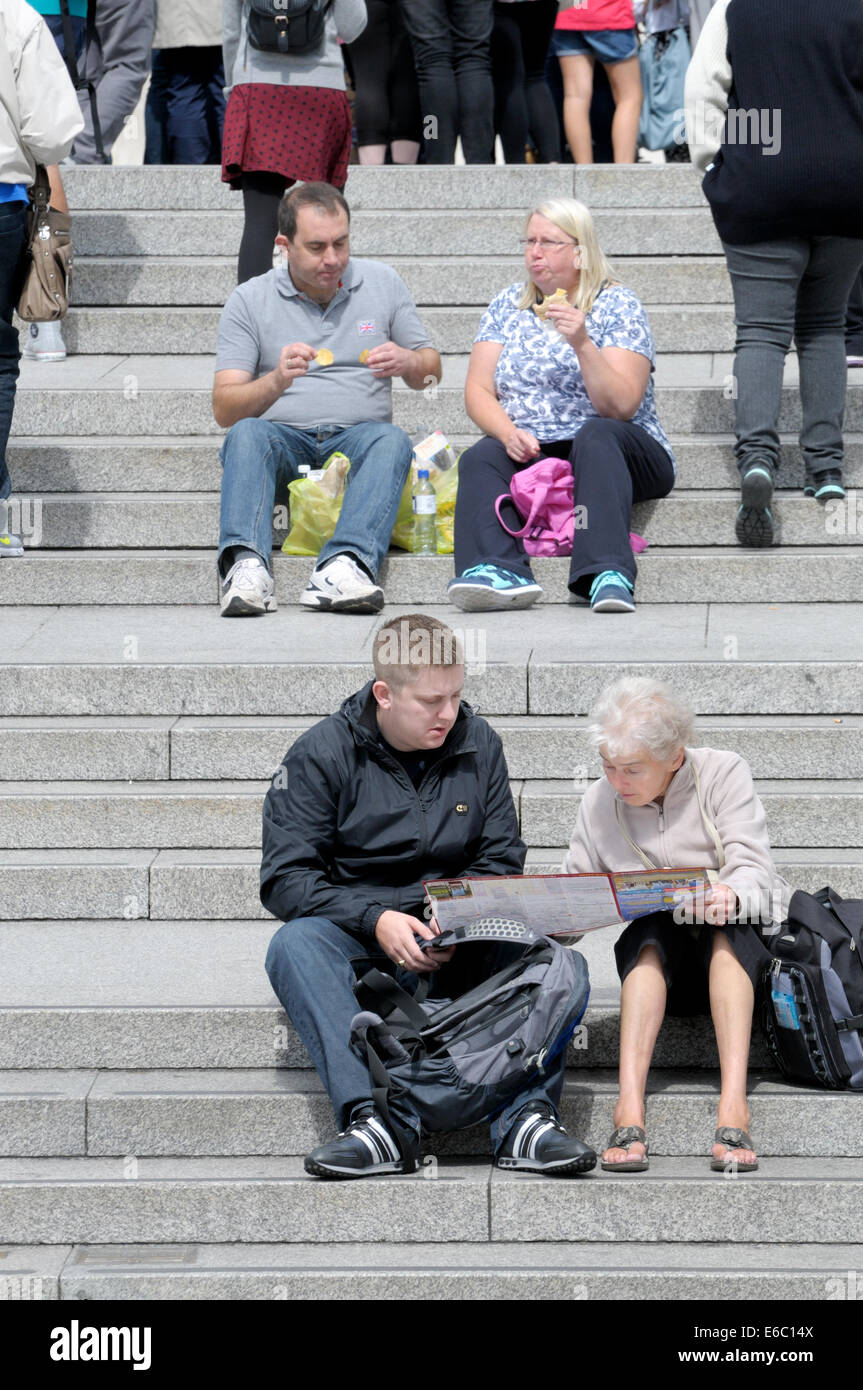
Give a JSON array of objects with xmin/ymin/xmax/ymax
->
[
  {"xmin": 221, "ymin": 83, "xmax": 352, "ymax": 190},
  {"xmin": 614, "ymin": 910, "xmax": 772, "ymax": 1017}
]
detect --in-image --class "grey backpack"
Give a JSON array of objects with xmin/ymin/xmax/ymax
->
[{"xmin": 350, "ymin": 918, "xmax": 590, "ymax": 1154}]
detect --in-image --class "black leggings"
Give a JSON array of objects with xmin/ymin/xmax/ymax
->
[
  {"xmin": 345, "ymin": 0, "xmax": 422, "ymax": 146},
  {"xmin": 238, "ymin": 171, "xmax": 291, "ymax": 285},
  {"xmin": 491, "ymin": 0, "xmax": 560, "ymax": 163},
  {"xmin": 453, "ymin": 419, "xmax": 676, "ymax": 596}
]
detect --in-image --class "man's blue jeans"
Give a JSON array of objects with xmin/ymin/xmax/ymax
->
[
  {"xmin": 265, "ymin": 915, "xmax": 567, "ymax": 1152},
  {"xmin": 0, "ymin": 201, "xmax": 28, "ymax": 504},
  {"xmin": 218, "ymin": 418, "xmax": 413, "ymax": 577}
]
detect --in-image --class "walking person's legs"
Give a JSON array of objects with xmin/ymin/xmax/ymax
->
[
  {"xmin": 0, "ymin": 201, "xmax": 28, "ymax": 551},
  {"xmin": 72, "ymin": 0, "xmax": 156, "ymax": 164},
  {"xmin": 604, "ymin": 53, "xmax": 642, "ymax": 164}
]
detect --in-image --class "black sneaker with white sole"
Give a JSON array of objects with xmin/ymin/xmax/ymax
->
[
  {"xmin": 495, "ymin": 1103, "xmax": 597, "ymax": 1176},
  {"xmin": 735, "ymin": 462, "xmax": 775, "ymax": 547},
  {"xmin": 304, "ymin": 1111, "xmax": 418, "ymax": 1180}
]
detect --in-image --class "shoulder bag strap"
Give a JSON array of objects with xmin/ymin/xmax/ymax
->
[{"xmin": 613, "ymin": 753, "xmax": 727, "ymax": 872}]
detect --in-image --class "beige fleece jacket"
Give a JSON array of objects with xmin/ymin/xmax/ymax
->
[{"xmin": 563, "ymin": 745, "xmax": 792, "ymax": 920}]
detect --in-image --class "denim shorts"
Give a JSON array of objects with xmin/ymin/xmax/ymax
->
[{"xmin": 551, "ymin": 27, "xmax": 638, "ymax": 64}]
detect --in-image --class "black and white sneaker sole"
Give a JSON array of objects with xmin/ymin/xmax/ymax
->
[
  {"xmin": 447, "ymin": 582, "xmax": 542, "ymax": 613},
  {"xmin": 496, "ymin": 1151, "xmax": 597, "ymax": 1175},
  {"xmin": 736, "ymin": 467, "xmax": 775, "ymax": 547},
  {"xmin": 304, "ymin": 1156, "xmax": 419, "ymax": 1180},
  {"xmin": 299, "ymin": 589, "xmax": 384, "ymax": 614},
  {"xmin": 220, "ymin": 592, "xmax": 277, "ymax": 616}
]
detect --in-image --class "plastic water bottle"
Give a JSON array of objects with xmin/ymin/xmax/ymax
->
[{"xmin": 412, "ymin": 469, "xmax": 437, "ymax": 554}]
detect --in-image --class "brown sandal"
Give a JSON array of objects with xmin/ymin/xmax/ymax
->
[
  {"xmin": 710, "ymin": 1126, "xmax": 758, "ymax": 1172},
  {"xmin": 601, "ymin": 1125, "xmax": 649, "ymax": 1172}
]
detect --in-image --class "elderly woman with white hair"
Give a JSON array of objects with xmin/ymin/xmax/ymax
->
[
  {"xmin": 448, "ymin": 197, "xmax": 676, "ymax": 615},
  {"xmin": 565, "ymin": 677, "xmax": 791, "ymax": 1173}
]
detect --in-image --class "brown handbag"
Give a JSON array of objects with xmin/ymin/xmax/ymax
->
[{"xmin": 16, "ymin": 166, "xmax": 73, "ymax": 323}]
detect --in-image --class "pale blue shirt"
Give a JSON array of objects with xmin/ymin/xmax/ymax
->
[{"xmin": 475, "ymin": 281, "xmax": 675, "ymax": 470}]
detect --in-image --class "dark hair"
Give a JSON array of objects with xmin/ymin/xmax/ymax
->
[{"xmin": 278, "ymin": 182, "xmax": 351, "ymax": 240}]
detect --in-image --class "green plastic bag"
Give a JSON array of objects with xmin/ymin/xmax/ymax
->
[
  {"xmin": 391, "ymin": 462, "xmax": 459, "ymax": 554},
  {"xmin": 281, "ymin": 453, "xmax": 350, "ymax": 556}
]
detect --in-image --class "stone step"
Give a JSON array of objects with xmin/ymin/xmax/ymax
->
[
  {"xmin": 14, "ymin": 370, "xmax": 863, "ymax": 437},
  {"xmin": 0, "ymin": 920, "xmax": 771, "ymax": 1069},
  {"xmin": 1, "ymin": 605, "xmax": 860, "ymax": 712},
  {"xmin": 0, "ymin": 1155, "xmax": 860, "ymax": 1245},
  {"xmin": 9, "ymin": 434, "xmax": 863, "ymax": 495},
  {"xmin": 28, "ymin": 304, "xmax": 737, "ymax": 357},
  {"xmin": 2, "ymin": 548, "xmax": 863, "ymax": 607},
  {"xmin": 68, "ymin": 208, "xmax": 722, "ymax": 259},
  {"xmin": 19, "ymin": 489, "xmax": 861, "ymax": 550},
  {"xmin": 2, "ymin": 714, "xmax": 857, "ymax": 784},
  {"xmin": 1, "ymin": 846, "xmax": 857, "ymax": 923},
  {"xmin": 60, "ymin": 162, "xmax": 706, "ymax": 211},
  {"xmin": 0, "ymin": 778, "xmax": 859, "ymax": 849},
  {"xmin": 33, "ymin": 1239, "xmax": 863, "ymax": 1301},
  {"xmin": 70, "ymin": 254, "xmax": 732, "ymax": 308},
  {"xmin": 12, "ymin": 1069, "xmax": 863, "ymax": 1161}
]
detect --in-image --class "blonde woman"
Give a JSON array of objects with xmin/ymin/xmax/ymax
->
[
  {"xmin": 566, "ymin": 677, "xmax": 791, "ymax": 1173},
  {"xmin": 449, "ymin": 198, "xmax": 675, "ymax": 614}
]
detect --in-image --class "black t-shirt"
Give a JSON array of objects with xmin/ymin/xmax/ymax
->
[{"xmin": 377, "ymin": 733, "xmax": 443, "ymax": 789}]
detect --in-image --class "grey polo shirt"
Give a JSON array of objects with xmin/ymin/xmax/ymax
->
[{"xmin": 215, "ymin": 259, "xmax": 434, "ymax": 429}]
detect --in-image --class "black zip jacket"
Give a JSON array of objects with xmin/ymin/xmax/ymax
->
[{"xmin": 260, "ymin": 682, "xmax": 526, "ymax": 935}]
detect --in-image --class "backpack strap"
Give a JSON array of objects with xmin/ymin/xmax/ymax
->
[
  {"xmin": 613, "ymin": 753, "xmax": 726, "ymax": 872},
  {"xmin": 786, "ymin": 888, "xmax": 855, "ymax": 956},
  {"xmin": 353, "ymin": 968, "xmax": 429, "ymax": 1033},
  {"xmin": 58, "ymin": 0, "xmax": 107, "ymax": 164}
]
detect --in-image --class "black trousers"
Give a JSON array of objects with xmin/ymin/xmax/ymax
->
[
  {"xmin": 453, "ymin": 418, "xmax": 675, "ymax": 596},
  {"xmin": 491, "ymin": 0, "xmax": 560, "ymax": 162},
  {"xmin": 344, "ymin": 0, "xmax": 422, "ymax": 146},
  {"xmin": 846, "ymin": 266, "xmax": 863, "ymax": 354}
]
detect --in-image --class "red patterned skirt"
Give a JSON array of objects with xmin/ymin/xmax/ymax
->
[{"xmin": 221, "ymin": 83, "xmax": 352, "ymax": 190}]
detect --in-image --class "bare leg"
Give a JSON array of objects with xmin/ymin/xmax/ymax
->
[
  {"xmin": 358, "ymin": 145, "xmax": 387, "ymax": 165},
  {"xmin": 605, "ymin": 55, "xmax": 642, "ymax": 164},
  {"xmin": 558, "ymin": 54, "xmax": 595, "ymax": 164},
  {"xmin": 391, "ymin": 139, "xmax": 420, "ymax": 164},
  {"xmin": 602, "ymin": 944, "xmax": 666, "ymax": 1165},
  {"xmin": 709, "ymin": 930, "xmax": 757, "ymax": 1165}
]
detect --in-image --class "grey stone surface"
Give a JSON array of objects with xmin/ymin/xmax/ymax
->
[
  {"xmin": 0, "ymin": 851, "xmax": 152, "ymax": 920},
  {"xmin": 6, "ymin": 437, "xmax": 224, "ymax": 493},
  {"xmin": 70, "ymin": 208, "xmax": 721, "ymax": 259},
  {"xmin": 55, "ymin": 1240, "xmax": 863, "ymax": 1301},
  {"xmin": 0, "ymin": 1157, "xmax": 488, "ymax": 1244},
  {"xmin": 149, "ymin": 853, "xmax": 271, "ymax": 921},
  {"xmin": 27, "ymin": 489, "xmax": 858, "ymax": 549},
  {"xmin": 0, "ymin": 1244, "xmax": 69, "ymax": 1300},
  {"xmin": 0, "ymin": 1072, "xmax": 94, "ymax": 1157},
  {"xmin": 0, "ymin": 717, "xmax": 171, "ymax": 781},
  {"xmin": 0, "ymin": 782, "xmax": 267, "ymax": 849},
  {"xmin": 521, "ymin": 779, "xmax": 863, "ymax": 847},
  {"xmin": 81, "ymin": 1068, "xmax": 861, "ymax": 1160},
  {"xmin": 490, "ymin": 1158, "xmax": 863, "ymax": 1243}
]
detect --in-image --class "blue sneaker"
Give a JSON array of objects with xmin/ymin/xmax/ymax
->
[
  {"xmin": 447, "ymin": 564, "xmax": 543, "ymax": 612},
  {"xmin": 589, "ymin": 570, "xmax": 635, "ymax": 612},
  {"xmin": 735, "ymin": 463, "xmax": 774, "ymax": 546}
]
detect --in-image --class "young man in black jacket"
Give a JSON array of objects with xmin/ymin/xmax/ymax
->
[{"xmin": 262, "ymin": 612, "xmax": 596, "ymax": 1179}]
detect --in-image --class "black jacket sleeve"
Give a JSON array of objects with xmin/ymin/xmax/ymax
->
[
  {"xmin": 259, "ymin": 738, "xmax": 391, "ymax": 937},
  {"xmin": 457, "ymin": 728, "xmax": 526, "ymax": 878}
]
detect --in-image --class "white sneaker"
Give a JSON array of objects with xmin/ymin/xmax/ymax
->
[
  {"xmin": 220, "ymin": 555, "xmax": 276, "ymax": 616},
  {"xmin": 299, "ymin": 554, "xmax": 384, "ymax": 613},
  {"xmin": 0, "ymin": 530, "xmax": 24, "ymax": 557},
  {"xmin": 22, "ymin": 321, "xmax": 67, "ymax": 362}
]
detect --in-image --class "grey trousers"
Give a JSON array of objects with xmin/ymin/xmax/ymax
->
[
  {"xmin": 72, "ymin": 0, "xmax": 156, "ymax": 163},
  {"xmin": 722, "ymin": 236, "xmax": 863, "ymax": 478}
]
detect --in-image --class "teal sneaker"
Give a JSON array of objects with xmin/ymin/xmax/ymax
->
[
  {"xmin": 735, "ymin": 463, "xmax": 775, "ymax": 547},
  {"xmin": 447, "ymin": 564, "xmax": 543, "ymax": 612},
  {"xmin": 589, "ymin": 570, "xmax": 635, "ymax": 613}
]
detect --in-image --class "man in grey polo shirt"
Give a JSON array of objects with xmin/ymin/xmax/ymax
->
[{"xmin": 213, "ymin": 182, "xmax": 442, "ymax": 616}]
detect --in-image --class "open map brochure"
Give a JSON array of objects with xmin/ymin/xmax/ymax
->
[{"xmin": 424, "ymin": 867, "xmax": 718, "ymax": 937}]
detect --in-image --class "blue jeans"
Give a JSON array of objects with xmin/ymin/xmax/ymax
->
[
  {"xmin": 265, "ymin": 915, "xmax": 567, "ymax": 1150},
  {"xmin": 722, "ymin": 236, "xmax": 863, "ymax": 477},
  {"xmin": 0, "ymin": 201, "xmax": 28, "ymax": 503},
  {"xmin": 217, "ymin": 417, "xmax": 413, "ymax": 577}
]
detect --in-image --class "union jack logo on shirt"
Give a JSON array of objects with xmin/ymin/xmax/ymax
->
[{"xmin": 358, "ymin": 320, "xmax": 376, "ymax": 335}]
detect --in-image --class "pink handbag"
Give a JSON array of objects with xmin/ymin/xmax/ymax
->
[{"xmin": 494, "ymin": 456, "xmax": 649, "ymax": 558}]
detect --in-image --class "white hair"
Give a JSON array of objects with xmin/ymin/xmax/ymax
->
[{"xmin": 585, "ymin": 677, "xmax": 695, "ymax": 762}]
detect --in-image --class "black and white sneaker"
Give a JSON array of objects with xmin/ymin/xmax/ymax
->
[
  {"xmin": 496, "ymin": 1103, "xmax": 596, "ymax": 1176},
  {"xmin": 304, "ymin": 1112, "xmax": 418, "ymax": 1180}
]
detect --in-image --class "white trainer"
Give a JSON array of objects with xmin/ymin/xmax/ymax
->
[
  {"xmin": 220, "ymin": 555, "xmax": 277, "ymax": 616},
  {"xmin": 22, "ymin": 321, "xmax": 67, "ymax": 362},
  {"xmin": 299, "ymin": 554, "xmax": 384, "ymax": 613},
  {"xmin": 0, "ymin": 530, "xmax": 24, "ymax": 557}
]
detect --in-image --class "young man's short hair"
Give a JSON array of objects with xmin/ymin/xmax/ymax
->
[
  {"xmin": 278, "ymin": 182, "xmax": 351, "ymax": 240},
  {"xmin": 373, "ymin": 614, "xmax": 464, "ymax": 688}
]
